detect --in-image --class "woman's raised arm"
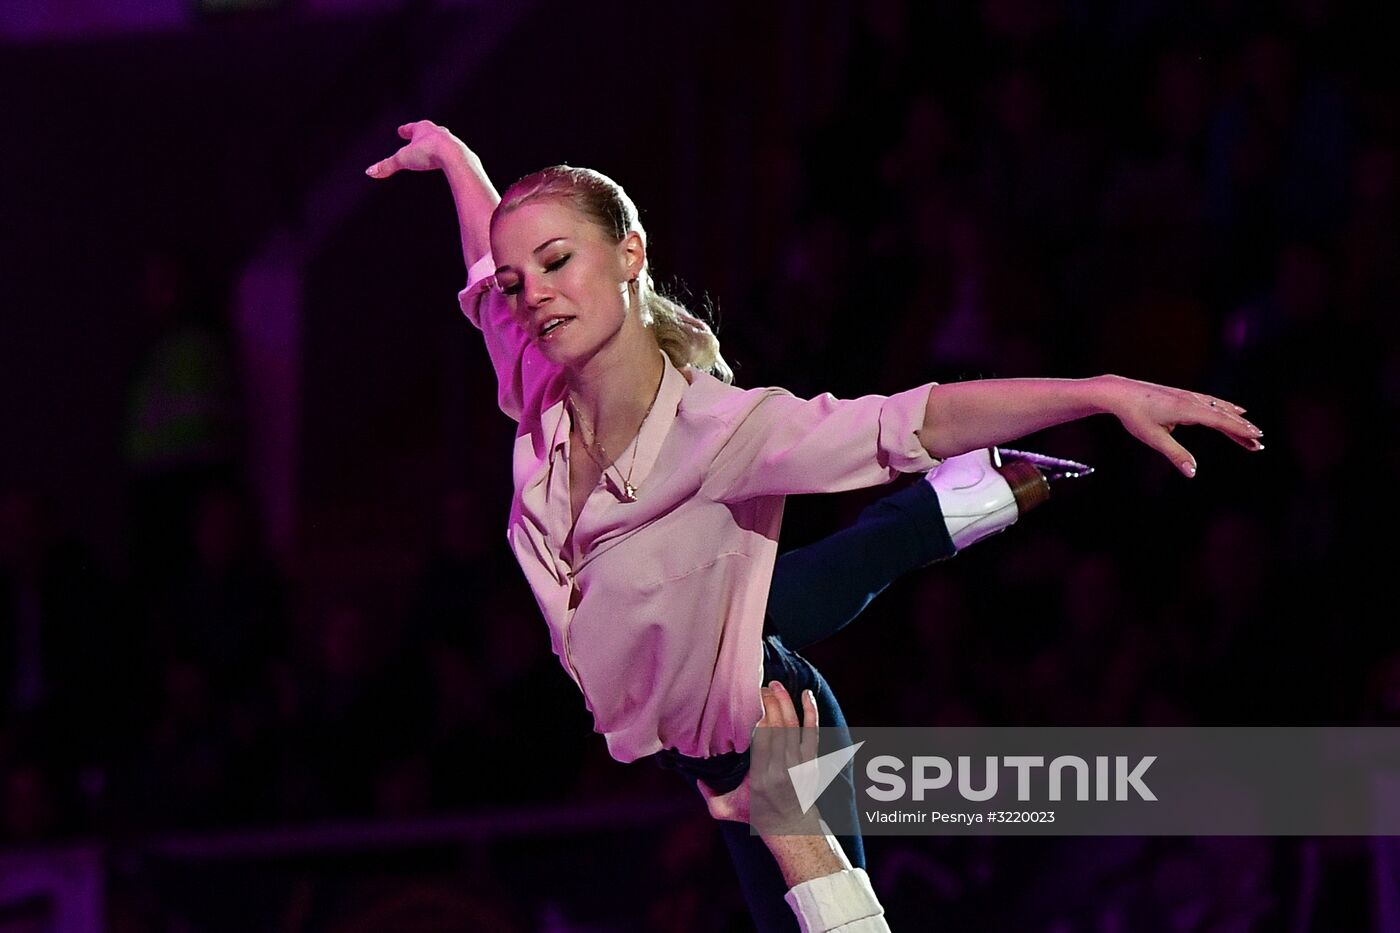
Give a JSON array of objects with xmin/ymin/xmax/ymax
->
[
  {"xmin": 368, "ymin": 121, "xmax": 538, "ymax": 422},
  {"xmin": 366, "ymin": 120, "xmax": 498, "ymax": 270}
]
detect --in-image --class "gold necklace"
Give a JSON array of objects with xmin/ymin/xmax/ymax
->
[{"xmin": 569, "ymin": 364, "xmax": 665, "ymax": 503}]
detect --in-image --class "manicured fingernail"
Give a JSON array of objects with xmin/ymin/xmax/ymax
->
[
  {"xmin": 804, "ymin": 690, "xmax": 814, "ymax": 703},
  {"xmin": 1183, "ymin": 461, "xmax": 1197, "ymax": 477},
  {"xmin": 365, "ymin": 165, "xmax": 378, "ymax": 176},
  {"xmin": 1234, "ymin": 405, "xmax": 1246, "ymax": 413},
  {"xmin": 770, "ymin": 680, "xmax": 783, "ymax": 692}
]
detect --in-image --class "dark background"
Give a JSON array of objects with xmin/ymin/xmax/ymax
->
[{"xmin": 2, "ymin": 0, "xmax": 1396, "ymax": 929}]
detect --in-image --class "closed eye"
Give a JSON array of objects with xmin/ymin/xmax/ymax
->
[{"xmin": 495, "ymin": 254, "xmax": 570, "ymax": 297}]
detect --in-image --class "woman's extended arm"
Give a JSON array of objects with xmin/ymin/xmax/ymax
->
[
  {"xmin": 704, "ymin": 372, "xmax": 1263, "ymax": 503},
  {"xmin": 918, "ymin": 375, "xmax": 1264, "ymax": 478}
]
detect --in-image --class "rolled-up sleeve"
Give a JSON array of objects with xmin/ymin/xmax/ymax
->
[
  {"xmin": 458, "ymin": 251, "xmax": 531, "ymax": 422},
  {"xmin": 784, "ymin": 868, "xmax": 892, "ymax": 933},
  {"xmin": 703, "ymin": 382, "xmax": 941, "ymax": 503}
]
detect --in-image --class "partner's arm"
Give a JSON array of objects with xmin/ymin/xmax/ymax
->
[{"xmin": 699, "ymin": 684, "xmax": 893, "ymax": 931}]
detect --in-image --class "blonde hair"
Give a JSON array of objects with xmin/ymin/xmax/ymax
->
[{"xmin": 492, "ymin": 165, "xmax": 733, "ymax": 384}]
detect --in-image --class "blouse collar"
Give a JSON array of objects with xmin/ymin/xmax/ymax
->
[{"xmin": 546, "ymin": 349, "xmax": 690, "ymax": 497}]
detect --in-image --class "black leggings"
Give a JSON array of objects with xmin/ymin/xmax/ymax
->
[{"xmin": 652, "ymin": 479, "xmax": 957, "ymax": 931}]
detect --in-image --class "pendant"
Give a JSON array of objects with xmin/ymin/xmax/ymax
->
[{"xmin": 621, "ymin": 480, "xmax": 638, "ymax": 502}]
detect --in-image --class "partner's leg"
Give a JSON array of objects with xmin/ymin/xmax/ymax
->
[
  {"xmin": 765, "ymin": 446, "xmax": 1088, "ymax": 652},
  {"xmin": 766, "ymin": 479, "xmax": 955, "ymax": 652}
]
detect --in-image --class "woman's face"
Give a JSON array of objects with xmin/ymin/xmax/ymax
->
[{"xmin": 490, "ymin": 199, "xmax": 639, "ymax": 367}]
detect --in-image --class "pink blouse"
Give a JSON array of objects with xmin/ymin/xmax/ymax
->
[{"xmin": 459, "ymin": 260, "xmax": 940, "ymax": 762}]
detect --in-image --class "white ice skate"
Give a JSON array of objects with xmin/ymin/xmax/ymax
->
[{"xmin": 925, "ymin": 447, "xmax": 1094, "ymax": 550}]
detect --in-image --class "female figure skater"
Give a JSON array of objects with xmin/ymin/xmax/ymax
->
[{"xmin": 366, "ymin": 121, "xmax": 1263, "ymax": 930}]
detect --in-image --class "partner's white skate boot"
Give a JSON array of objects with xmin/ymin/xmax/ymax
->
[{"xmin": 924, "ymin": 448, "xmax": 1093, "ymax": 550}]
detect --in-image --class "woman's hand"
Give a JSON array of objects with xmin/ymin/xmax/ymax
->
[
  {"xmin": 697, "ymin": 681, "xmax": 823, "ymax": 833},
  {"xmin": 365, "ymin": 120, "xmax": 473, "ymax": 178},
  {"xmin": 1094, "ymin": 374, "xmax": 1264, "ymax": 478},
  {"xmin": 365, "ymin": 119, "xmax": 499, "ymax": 271}
]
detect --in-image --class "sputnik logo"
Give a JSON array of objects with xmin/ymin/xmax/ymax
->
[{"xmin": 788, "ymin": 741, "xmax": 865, "ymax": 813}]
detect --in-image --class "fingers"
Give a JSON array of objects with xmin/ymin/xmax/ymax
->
[
  {"xmin": 1227, "ymin": 432, "xmax": 1266, "ymax": 452},
  {"xmin": 1146, "ymin": 426, "xmax": 1198, "ymax": 478},
  {"xmin": 1203, "ymin": 408, "xmax": 1262, "ymax": 443},
  {"xmin": 1122, "ymin": 383, "xmax": 1267, "ymax": 478},
  {"xmin": 365, "ymin": 154, "xmax": 399, "ymax": 179},
  {"xmin": 767, "ymin": 682, "xmax": 822, "ymax": 769},
  {"xmin": 398, "ymin": 119, "xmax": 436, "ymax": 139},
  {"xmin": 368, "ymin": 121, "xmax": 437, "ymax": 177},
  {"xmin": 1192, "ymin": 396, "xmax": 1262, "ymax": 438},
  {"xmin": 1151, "ymin": 389, "xmax": 1265, "ymax": 465},
  {"xmin": 1179, "ymin": 388, "xmax": 1259, "ymax": 431},
  {"xmin": 1178, "ymin": 397, "xmax": 1265, "ymax": 451},
  {"xmin": 1189, "ymin": 391, "xmax": 1247, "ymax": 415},
  {"xmin": 364, "ymin": 142, "xmax": 408, "ymax": 177},
  {"xmin": 762, "ymin": 682, "xmax": 802, "ymax": 776},
  {"xmin": 757, "ymin": 687, "xmax": 773, "ymax": 726},
  {"xmin": 800, "ymin": 688, "xmax": 820, "ymax": 762},
  {"xmin": 765, "ymin": 681, "xmax": 801, "ymax": 728}
]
